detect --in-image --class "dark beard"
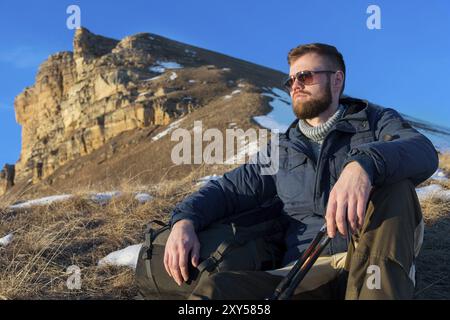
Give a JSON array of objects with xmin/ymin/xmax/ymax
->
[{"xmin": 293, "ymin": 80, "xmax": 332, "ymax": 120}]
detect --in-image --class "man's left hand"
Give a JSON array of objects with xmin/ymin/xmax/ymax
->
[{"xmin": 325, "ymin": 161, "xmax": 373, "ymax": 238}]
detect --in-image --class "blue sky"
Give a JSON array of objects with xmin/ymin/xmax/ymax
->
[{"xmin": 0, "ymin": 0, "xmax": 449, "ymax": 166}]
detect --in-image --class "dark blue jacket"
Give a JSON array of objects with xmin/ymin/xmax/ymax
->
[{"xmin": 170, "ymin": 97, "xmax": 439, "ymax": 266}]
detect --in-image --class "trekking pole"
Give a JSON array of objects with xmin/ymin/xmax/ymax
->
[
  {"xmin": 269, "ymin": 224, "xmax": 330, "ymax": 300},
  {"xmin": 277, "ymin": 226, "xmax": 330, "ymax": 300}
]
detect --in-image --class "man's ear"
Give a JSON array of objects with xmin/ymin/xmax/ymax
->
[{"xmin": 334, "ymin": 71, "xmax": 345, "ymax": 94}]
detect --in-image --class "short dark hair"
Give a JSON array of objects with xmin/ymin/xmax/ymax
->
[{"xmin": 287, "ymin": 43, "xmax": 346, "ymax": 95}]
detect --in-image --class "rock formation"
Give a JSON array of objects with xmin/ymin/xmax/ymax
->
[
  {"xmin": 0, "ymin": 27, "xmax": 286, "ymax": 196},
  {"xmin": 10, "ymin": 28, "xmax": 211, "ymax": 186}
]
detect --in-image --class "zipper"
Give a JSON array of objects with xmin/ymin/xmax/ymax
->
[
  {"xmin": 312, "ymin": 122, "xmax": 345, "ymax": 214},
  {"xmin": 311, "ymin": 118, "xmax": 364, "ymax": 213},
  {"xmin": 312, "ymin": 132, "xmax": 330, "ymax": 214}
]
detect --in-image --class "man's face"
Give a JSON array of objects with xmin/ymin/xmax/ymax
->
[{"xmin": 288, "ymin": 53, "xmax": 336, "ymax": 120}]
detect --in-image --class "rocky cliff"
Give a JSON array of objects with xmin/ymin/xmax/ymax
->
[{"xmin": 1, "ymin": 28, "xmax": 286, "ymax": 196}]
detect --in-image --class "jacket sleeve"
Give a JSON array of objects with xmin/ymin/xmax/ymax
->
[
  {"xmin": 342, "ymin": 108, "xmax": 439, "ymax": 187},
  {"xmin": 169, "ymin": 159, "xmax": 277, "ymax": 232}
]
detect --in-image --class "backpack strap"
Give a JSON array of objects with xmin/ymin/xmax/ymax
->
[
  {"xmin": 142, "ymin": 220, "xmax": 170, "ymax": 297},
  {"xmin": 197, "ymin": 239, "xmax": 238, "ymax": 273},
  {"xmin": 142, "ymin": 220, "xmax": 169, "ymax": 259},
  {"xmin": 197, "ymin": 219, "xmax": 286, "ymax": 273}
]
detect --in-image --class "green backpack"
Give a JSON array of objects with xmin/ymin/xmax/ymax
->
[{"xmin": 135, "ymin": 198, "xmax": 288, "ymax": 300}]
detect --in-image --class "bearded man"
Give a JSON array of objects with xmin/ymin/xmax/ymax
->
[{"xmin": 164, "ymin": 43, "xmax": 438, "ymax": 300}]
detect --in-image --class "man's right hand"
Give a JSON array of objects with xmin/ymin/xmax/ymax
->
[{"xmin": 163, "ymin": 219, "xmax": 201, "ymax": 286}]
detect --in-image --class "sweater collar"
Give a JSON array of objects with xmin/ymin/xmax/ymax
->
[{"xmin": 297, "ymin": 104, "xmax": 346, "ymax": 143}]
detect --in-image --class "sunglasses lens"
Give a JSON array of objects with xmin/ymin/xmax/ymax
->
[
  {"xmin": 284, "ymin": 71, "xmax": 316, "ymax": 91},
  {"xmin": 284, "ymin": 78, "xmax": 293, "ymax": 90},
  {"xmin": 298, "ymin": 72, "xmax": 313, "ymax": 85}
]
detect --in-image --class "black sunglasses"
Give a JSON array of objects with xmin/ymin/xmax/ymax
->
[{"xmin": 283, "ymin": 70, "xmax": 336, "ymax": 91}]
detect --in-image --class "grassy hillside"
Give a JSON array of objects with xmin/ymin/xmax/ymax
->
[{"xmin": 0, "ymin": 156, "xmax": 449, "ymax": 300}]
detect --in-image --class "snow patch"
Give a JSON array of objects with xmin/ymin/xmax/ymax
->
[
  {"xmin": 149, "ymin": 65, "xmax": 165, "ymax": 73},
  {"xmin": 98, "ymin": 243, "xmax": 143, "ymax": 269},
  {"xmin": 231, "ymin": 90, "xmax": 241, "ymax": 95},
  {"xmin": 222, "ymin": 68, "xmax": 231, "ymax": 72},
  {"xmin": 169, "ymin": 72, "xmax": 178, "ymax": 81},
  {"xmin": 223, "ymin": 95, "xmax": 232, "ymax": 100},
  {"xmin": 134, "ymin": 193, "xmax": 153, "ymax": 203},
  {"xmin": 91, "ymin": 191, "xmax": 123, "ymax": 205},
  {"xmin": 0, "ymin": 233, "xmax": 13, "ymax": 247},
  {"xmin": 188, "ymin": 79, "xmax": 197, "ymax": 83},
  {"xmin": 158, "ymin": 61, "xmax": 183, "ymax": 69},
  {"xmin": 9, "ymin": 194, "xmax": 73, "ymax": 209},
  {"xmin": 8, "ymin": 191, "xmax": 153, "ymax": 210},
  {"xmin": 416, "ymin": 184, "xmax": 450, "ymax": 202},
  {"xmin": 149, "ymin": 61, "xmax": 183, "ymax": 73},
  {"xmin": 152, "ymin": 118, "xmax": 185, "ymax": 141},
  {"xmin": 253, "ymin": 88, "xmax": 293, "ymax": 132}
]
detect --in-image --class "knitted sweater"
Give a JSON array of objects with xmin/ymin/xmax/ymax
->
[{"xmin": 298, "ymin": 104, "xmax": 346, "ymax": 161}]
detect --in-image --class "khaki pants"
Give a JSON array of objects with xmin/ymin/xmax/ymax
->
[{"xmin": 189, "ymin": 180, "xmax": 424, "ymax": 300}]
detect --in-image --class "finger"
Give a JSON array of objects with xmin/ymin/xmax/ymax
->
[
  {"xmin": 326, "ymin": 191, "xmax": 337, "ymax": 238},
  {"xmin": 179, "ymin": 248, "xmax": 190, "ymax": 282},
  {"xmin": 191, "ymin": 241, "xmax": 200, "ymax": 268},
  {"xmin": 335, "ymin": 199, "xmax": 348, "ymax": 237},
  {"xmin": 347, "ymin": 197, "xmax": 357, "ymax": 233},
  {"xmin": 170, "ymin": 252, "xmax": 183, "ymax": 286},
  {"xmin": 164, "ymin": 247, "xmax": 172, "ymax": 277},
  {"xmin": 357, "ymin": 192, "xmax": 369, "ymax": 230}
]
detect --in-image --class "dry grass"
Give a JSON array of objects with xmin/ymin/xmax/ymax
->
[
  {"xmin": 0, "ymin": 166, "xmax": 225, "ymax": 300},
  {"xmin": 414, "ymin": 178, "xmax": 450, "ymax": 299},
  {"xmin": 0, "ymin": 195, "xmax": 141, "ymax": 299},
  {"xmin": 1, "ymin": 155, "xmax": 449, "ymax": 299}
]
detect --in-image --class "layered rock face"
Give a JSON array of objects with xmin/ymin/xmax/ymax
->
[
  {"xmin": 9, "ymin": 28, "xmax": 225, "ymax": 186},
  {"xmin": 0, "ymin": 27, "xmax": 287, "ymax": 196}
]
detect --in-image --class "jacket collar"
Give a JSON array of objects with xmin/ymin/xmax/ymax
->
[{"xmin": 335, "ymin": 96, "xmax": 371, "ymax": 133}]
